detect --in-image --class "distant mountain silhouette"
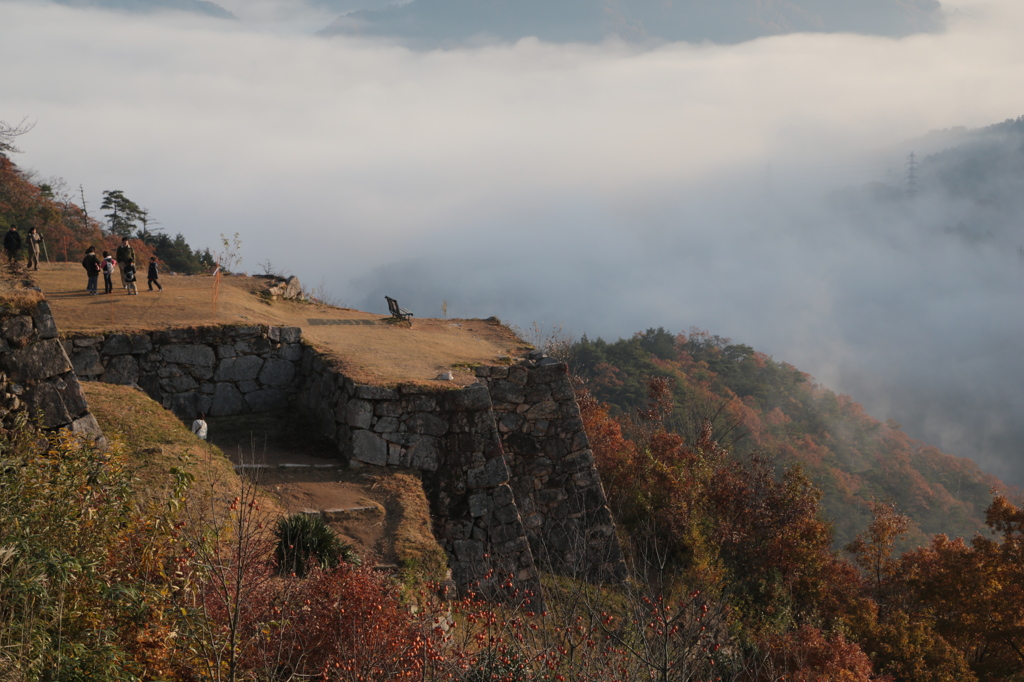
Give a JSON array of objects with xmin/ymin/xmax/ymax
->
[
  {"xmin": 321, "ymin": 0, "xmax": 943, "ymax": 46},
  {"xmin": 55, "ymin": 0, "xmax": 235, "ymax": 19}
]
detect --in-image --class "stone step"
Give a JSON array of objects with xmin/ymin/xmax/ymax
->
[{"xmin": 233, "ymin": 462, "xmax": 343, "ymax": 471}]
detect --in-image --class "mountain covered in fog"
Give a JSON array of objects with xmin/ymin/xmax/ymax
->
[
  {"xmin": 53, "ymin": 0, "xmax": 234, "ymax": 18},
  {"xmin": 322, "ymin": 0, "xmax": 944, "ymax": 46}
]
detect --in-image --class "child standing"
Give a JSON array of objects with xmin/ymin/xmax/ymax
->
[
  {"xmin": 101, "ymin": 251, "xmax": 116, "ymax": 294},
  {"xmin": 123, "ymin": 258, "xmax": 138, "ymax": 295},
  {"xmin": 147, "ymin": 256, "xmax": 163, "ymax": 291}
]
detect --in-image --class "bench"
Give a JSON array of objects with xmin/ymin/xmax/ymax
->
[{"xmin": 385, "ymin": 296, "xmax": 413, "ymax": 321}]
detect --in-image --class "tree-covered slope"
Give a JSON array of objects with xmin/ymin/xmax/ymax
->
[{"xmin": 569, "ymin": 327, "xmax": 1007, "ymax": 548}]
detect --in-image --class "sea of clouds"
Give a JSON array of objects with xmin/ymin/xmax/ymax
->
[{"xmin": 3, "ymin": 0, "xmax": 1024, "ymax": 483}]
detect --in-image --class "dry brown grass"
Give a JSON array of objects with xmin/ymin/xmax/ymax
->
[
  {"xmin": 82, "ymin": 382, "xmax": 284, "ymax": 518},
  {"xmin": 34, "ymin": 263, "xmax": 527, "ymax": 386}
]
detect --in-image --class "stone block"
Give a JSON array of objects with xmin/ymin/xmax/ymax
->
[
  {"xmin": 454, "ymin": 540, "xmax": 485, "ymax": 562},
  {"xmin": 217, "ymin": 344, "xmax": 237, "ymax": 359},
  {"xmin": 355, "ymin": 385, "xmax": 399, "ymax": 400},
  {"xmin": 382, "ymin": 432, "xmax": 419, "ymax": 447},
  {"xmin": 210, "ymin": 382, "xmax": 245, "ymax": 416},
  {"xmin": 469, "ymin": 493, "xmax": 492, "ymax": 518},
  {"xmin": 489, "ymin": 381, "xmax": 526, "ymax": 404},
  {"xmin": 138, "ymin": 375, "xmax": 163, "ymax": 403},
  {"xmin": 235, "ymin": 337, "xmax": 271, "ymax": 355},
  {"xmin": 407, "ymin": 412, "xmax": 448, "ymax": 436},
  {"xmin": 71, "ymin": 347, "xmax": 104, "ymax": 376},
  {"xmin": 1, "ymin": 338, "xmax": 72, "ymax": 382},
  {"xmin": 388, "ymin": 442, "xmax": 403, "ymax": 466},
  {"xmin": 102, "ymin": 355, "xmax": 139, "ymax": 385},
  {"xmin": 30, "ymin": 302, "xmax": 58, "ymax": 340},
  {"xmin": 445, "ymin": 384, "xmax": 491, "ymax": 411},
  {"xmin": 563, "ymin": 450, "xmax": 594, "ymax": 473},
  {"xmin": 238, "ymin": 379, "xmax": 259, "ymax": 393},
  {"xmin": 245, "ymin": 389, "xmax": 288, "ymax": 412},
  {"xmin": 495, "ymin": 503, "xmax": 520, "ymax": 525},
  {"xmin": 506, "ymin": 366, "xmax": 528, "ymax": 385},
  {"xmin": 130, "ymin": 334, "xmax": 153, "ymax": 354},
  {"xmin": 279, "ymin": 326, "xmax": 302, "ymax": 343},
  {"xmin": 491, "ymin": 481, "xmax": 516, "ymax": 507},
  {"xmin": 352, "ymin": 429, "xmax": 387, "ymax": 466},
  {"xmin": 258, "ymin": 358, "xmax": 295, "ymax": 387},
  {"xmin": 1, "ymin": 315, "xmax": 34, "ymax": 347},
  {"xmin": 187, "ymin": 364, "xmax": 215, "ymax": 381},
  {"xmin": 525, "ymin": 385, "xmax": 553, "ymax": 403},
  {"xmin": 408, "ymin": 435, "xmax": 440, "ymax": 471},
  {"xmin": 73, "ymin": 336, "xmax": 103, "ymax": 347},
  {"xmin": 375, "ymin": 401, "xmax": 403, "ymax": 417},
  {"xmin": 161, "ymin": 375, "xmax": 198, "ymax": 393},
  {"xmin": 70, "ymin": 413, "xmax": 103, "ymax": 438},
  {"xmin": 57, "ymin": 374, "xmax": 89, "ymax": 417},
  {"xmin": 524, "ymin": 401, "xmax": 559, "ymax": 420},
  {"xmin": 162, "ymin": 344, "xmax": 216, "ymax": 367},
  {"xmin": 374, "ymin": 416, "xmax": 400, "ymax": 433},
  {"xmin": 214, "ymin": 355, "xmax": 263, "ymax": 382},
  {"xmin": 345, "ymin": 400, "xmax": 373, "ymax": 428},
  {"xmin": 280, "ymin": 343, "xmax": 303, "ymax": 361},
  {"xmin": 102, "ymin": 334, "xmax": 133, "ymax": 356},
  {"xmin": 551, "ymin": 381, "xmax": 576, "ymax": 401},
  {"xmin": 26, "ymin": 379, "xmax": 72, "ymax": 427},
  {"xmin": 167, "ymin": 392, "xmax": 200, "ymax": 419}
]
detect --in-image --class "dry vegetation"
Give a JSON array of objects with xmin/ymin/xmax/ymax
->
[{"xmin": 33, "ymin": 262, "xmax": 527, "ymax": 386}]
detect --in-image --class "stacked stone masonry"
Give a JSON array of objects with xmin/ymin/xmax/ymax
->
[
  {"xmin": 476, "ymin": 363, "xmax": 627, "ymax": 582},
  {"xmin": 63, "ymin": 325, "xmax": 304, "ymax": 419},
  {"xmin": 57, "ymin": 320, "xmax": 625, "ymax": 602},
  {"xmin": 294, "ymin": 355, "xmax": 545, "ymax": 604},
  {"xmin": 0, "ymin": 300, "xmax": 103, "ymax": 438}
]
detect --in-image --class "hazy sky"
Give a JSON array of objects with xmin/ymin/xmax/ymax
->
[{"xmin": 3, "ymin": 0, "xmax": 1024, "ymax": 482}]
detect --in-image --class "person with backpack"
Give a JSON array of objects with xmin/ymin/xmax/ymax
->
[
  {"xmin": 115, "ymin": 237, "xmax": 134, "ymax": 289},
  {"xmin": 81, "ymin": 246, "xmax": 101, "ymax": 295},
  {"xmin": 123, "ymin": 257, "xmax": 138, "ymax": 295},
  {"xmin": 101, "ymin": 251, "xmax": 116, "ymax": 294}
]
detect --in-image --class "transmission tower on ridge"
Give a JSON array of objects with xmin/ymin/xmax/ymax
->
[{"xmin": 905, "ymin": 151, "xmax": 918, "ymax": 200}]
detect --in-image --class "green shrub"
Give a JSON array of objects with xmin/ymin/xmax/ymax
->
[{"xmin": 274, "ymin": 513, "xmax": 360, "ymax": 576}]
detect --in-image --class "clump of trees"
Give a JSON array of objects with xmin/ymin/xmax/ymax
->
[{"xmin": 0, "ymin": 154, "xmax": 214, "ymax": 274}]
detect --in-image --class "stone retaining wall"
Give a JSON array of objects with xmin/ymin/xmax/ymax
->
[
  {"xmin": 294, "ymin": 357, "xmax": 544, "ymax": 604},
  {"xmin": 476, "ymin": 362, "xmax": 626, "ymax": 582},
  {"xmin": 0, "ymin": 299, "xmax": 103, "ymax": 439},
  {"xmin": 63, "ymin": 325, "xmax": 304, "ymax": 419}
]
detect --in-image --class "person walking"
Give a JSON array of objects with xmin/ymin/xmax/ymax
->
[
  {"xmin": 191, "ymin": 412, "xmax": 208, "ymax": 440},
  {"xmin": 3, "ymin": 226, "xmax": 21, "ymax": 264},
  {"xmin": 147, "ymin": 256, "xmax": 163, "ymax": 291},
  {"xmin": 123, "ymin": 258, "xmax": 138, "ymax": 295},
  {"xmin": 25, "ymin": 226, "xmax": 43, "ymax": 271},
  {"xmin": 81, "ymin": 246, "xmax": 101, "ymax": 295},
  {"xmin": 115, "ymin": 237, "xmax": 134, "ymax": 288},
  {"xmin": 101, "ymin": 251, "xmax": 116, "ymax": 294}
]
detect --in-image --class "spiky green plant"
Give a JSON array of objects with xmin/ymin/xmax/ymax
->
[{"xmin": 274, "ymin": 513, "xmax": 360, "ymax": 577}]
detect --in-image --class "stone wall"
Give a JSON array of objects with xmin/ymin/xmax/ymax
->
[
  {"xmin": 63, "ymin": 325, "xmax": 304, "ymax": 419},
  {"xmin": 0, "ymin": 299, "xmax": 103, "ymax": 439},
  {"xmin": 476, "ymin": 362, "xmax": 626, "ymax": 582},
  {"xmin": 59, "ymin": 320, "xmax": 625, "ymax": 602},
  {"xmin": 294, "ymin": 356, "xmax": 544, "ymax": 604}
]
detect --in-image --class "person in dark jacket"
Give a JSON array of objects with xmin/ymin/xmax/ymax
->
[
  {"xmin": 147, "ymin": 256, "xmax": 163, "ymax": 291},
  {"xmin": 115, "ymin": 237, "xmax": 134, "ymax": 289},
  {"xmin": 81, "ymin": 246, "xmax": 101, "ymax": 295},
  {"xmin": 3, "ymin": 226, "xmax": 21, "ymax": 264}
]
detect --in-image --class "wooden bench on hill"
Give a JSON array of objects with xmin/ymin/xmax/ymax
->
[{"xmin": 385, "ymin": 296, "xmax": 413, "ymax": 322}]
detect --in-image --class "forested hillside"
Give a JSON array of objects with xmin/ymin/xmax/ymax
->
[
  {"xmin": 0, "ymin": 156, "xmax": 214, "ymax": 274},
  {"xmin": 569, "ymin": 327, "xmax": 1008, "ymax": 548}
]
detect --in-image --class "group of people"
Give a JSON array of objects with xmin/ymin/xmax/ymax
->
[
  {"xmin": 82, "ymin": 237, "xmax": 164, "ymax": 296},
  {"xmin": 4, "ymin": 225, "xmax": 45, "ymax": 270}
]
